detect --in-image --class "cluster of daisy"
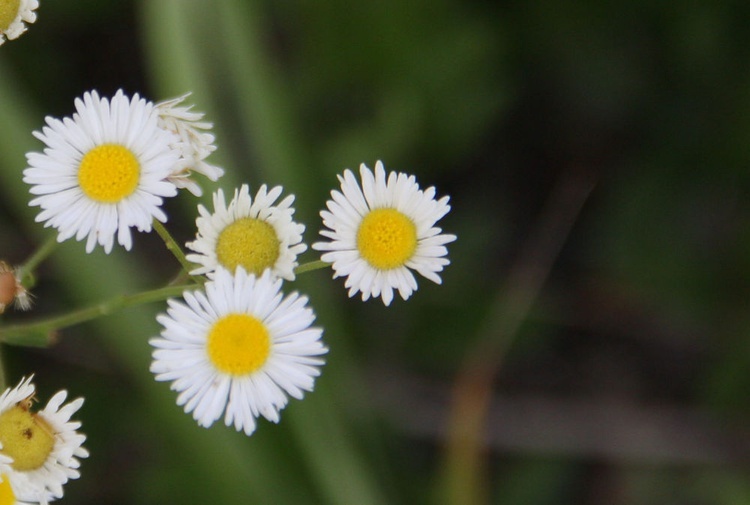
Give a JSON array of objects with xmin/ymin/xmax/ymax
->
[
  {"xmin": 0, "ymin": 377, "xmax": 88, "ymax": 504},
  {"xmin": 8, "ymin": 85, "xmax": 456, "ymax": 500},
  {"xmin": 2, "ymin": 2, "xmax": 457, "ymax": 501}
]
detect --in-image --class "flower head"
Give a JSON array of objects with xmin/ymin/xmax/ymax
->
[
  {"xmin": 150, "ymin": 268, "xmax": 327, "ymax": 436},
  {"xmin": 0, "ymin": 377, "xmax": 88, "ymax": 503},
  {"xmin": 24, "ymin": 89, "xmax": 181, "ymax": 253},
  {"xmin": 155, "ymin": 93, "xmax": 224, "ymax": 196},
  {"xmin": 313, "ymin": 161, "xmax": 456, "ymax": 305},
  {"xmin": 0, "ymin": 0, "xmax": 38, "ymax": 46},
  {"xmin": 186, "ymin": 184, "xmax": 307, "ymax": 281}
]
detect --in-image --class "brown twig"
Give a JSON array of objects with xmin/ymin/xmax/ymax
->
[{"xmin": 439, "ymin": 170, "xmax": 597, "ymax": 505}]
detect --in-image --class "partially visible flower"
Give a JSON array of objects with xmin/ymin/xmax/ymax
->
[
  {"xmin": 2, "ymin": 472, "xmax": 53, "ymax": 505},
  {"xmin": 0, "ymin": 377, "xmax": 88, "ymax": 503},
  {"xmin": 24, "ymin": 89, "xmax": 180, "ymax": 253},
  {"xmin": 313, "ymin": 161, "xmax": 456, "ymax": 306},
  {"xmin": 186, "ymin": 184, "xmax": 306, "ymax": 281},
  {"xmin": 0, "ymin": 454, "xmax": 23, "ymax": 505},
  {"xmin": 0, "ymin": 406, "xmax": 45, "ymax": 504},
  {"xmin": 0, "ymin": 0, "xmax": 38, "ymax": 46},
  {"xmin": 150, "ymin": 268, "xmax": 327, "ymax": 436},
  {"xmin": 0, "ymin": 262, "xmax": 31, "ymax": 313},
  {"xmin": 155, "ymin": 93, "xmax": 224, "ymax": 196}
]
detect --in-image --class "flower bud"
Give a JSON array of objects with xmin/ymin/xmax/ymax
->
[{"xmin": 0, "ymin": 262, "xmax": 31, "ymax": 313}]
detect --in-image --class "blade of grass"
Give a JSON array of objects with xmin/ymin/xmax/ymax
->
[
  {"xmin": 215, "ymin": 2, "xmax": 389, "ymax": 503},
  {"xmin": 138, "ymin": 1, "xmax": 390, "ymax": 504}
]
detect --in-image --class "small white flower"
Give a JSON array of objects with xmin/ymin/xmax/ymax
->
[
  {"xmin": 0, "ymin": 377, "xmax": 88, "ymax": 504},
  {"xmin": 0, "ymin": 0, "xmax": 39, "ymax": 46},
  {"xmin": 313, "ymin": 161, "xmax": 457, "ymax": 306},
  {"xmin": 186, "ymin": 184, "xmax": 307, "ymax": 281},
  {"xmin": 156, "ymin": 93, "xmax": 224, "ymax": 196},
  {"xmin": 0, "ymin": 384, "xmax": 30, "ymax": 503},
  {"xmin": 24, "ymin": 89, "xmax": 180, "ymax": 253},
  {"xmin": 150, "ymin": 268, "xmax": 327, "ymax": 436}
]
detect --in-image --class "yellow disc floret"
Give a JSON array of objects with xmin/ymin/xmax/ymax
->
[
  {"xmin": 357, "ymin": 208, "xmax": 418, "ymax": 270},
  {"xmin": 0, "ymin": 0, "xmax": 20, "ymax": 32},
  {"xmin": 207, "ymin": 313, "xmax": 271, "ymax": 375},
  {"xmin": 0, "ymin": 475, "xmax": 15, "ymax": 505},
  {"xmin": 78, "ymin": 144, "xmax": 140, "ymax": 203},
  {"xmin": 216, "ymin": 218, "xmax": 280, "ymax": 275},
  {"xmin": 0, "ymin": 405, "xmax": 55, "ymax": 472}
]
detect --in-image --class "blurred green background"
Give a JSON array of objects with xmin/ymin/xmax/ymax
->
[{"xmin": 1, "ymin": 0, "xmax": 750, "ymax": 504}]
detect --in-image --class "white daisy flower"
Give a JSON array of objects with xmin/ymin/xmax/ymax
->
[
  {"xmin": 23, "ymin": 89, "xmax": 181, "ymax": 253},
  {"xmin": 313, "ymin": 160, "xmax": 457, "ymax": 306},
  {"xmin": 0, "ymin": 377, "xmax": 88, "ymax": 504},
  {"xmin": 150, "ymin": 267, "xmax": 327, "ymax": 436},
  {"xmin": 186, "ymin": 184, "xmax": 307, "ymax": 281},
  {"xmin": 0, "ymin": 0, "xmax": 38, "ymax": 46},
  {"xmin": 155, "ymin": 92, "xmax": 224, "ymax": 197}
]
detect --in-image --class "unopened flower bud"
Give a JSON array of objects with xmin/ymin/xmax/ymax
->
[{"xmin": 0, "ymin": 262, "xmax": 31, "ymax": 313}]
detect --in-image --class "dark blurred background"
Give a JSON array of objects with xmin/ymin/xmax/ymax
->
[{"xmin": 1, "ymin": 1, "xmax": 749, "ymax": 504}]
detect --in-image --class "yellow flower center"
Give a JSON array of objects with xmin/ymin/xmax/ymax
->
[
  {"xmin": 0, "ymin": 0, "xmax": 20, "ymax": 32},
  {"xmin": 356, "ymin": 208, "xmax": 418, "ymax": 270},
  {"xmin": 215, "ymin": 218, "xmax": 280, "ymax": 275},
  {"xmin": 78, "ymin": 144, "xmax": 140, "ymax": 203},
  {"xmin": 0, "ymin": 475, "xmax": 15, "ymax": 505},
  {"xmin": 0, "ymin": 406, "xmax": 55, "ymax": 472},
  {"xmin": 207, "ymin": 313, "xmax": 271, "ymax": 375}
]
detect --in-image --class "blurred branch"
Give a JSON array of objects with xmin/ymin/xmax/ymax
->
[
  {"xmin": 439, "ymin": 170, "xmax": 596, "ymax": 505},
  {"xmin": 375, "ymin": 367, "xmax": 750, "ymax": 466}
]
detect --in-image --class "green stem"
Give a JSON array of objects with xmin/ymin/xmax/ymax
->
[
  {"xmin": 15, "ymin": 234, "xmax": 58, "ymax": 288},
  {"xmin": 168, "ymin": 270, "xmax": 194, "ymax": 286},
  {"xmin": 152, "ymin": 219, "xmax": 201, "ymax": 282},
  {"xmin": 294, "ymin": 260, "xmax": 330, "ymax": 275},
  {"xmin": 0, "ymin": 283, "xmax": 197, "ymax": 347}
]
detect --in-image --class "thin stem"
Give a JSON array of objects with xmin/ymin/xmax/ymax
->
[
  {"xmin": 152, "ymin": 219, "xmax": 202, "ymax": 282},
  {"xmin": 168, "ymin": 270, "xmax": 194, "ymax": 286},
  {"xmin": 15, "ymin": 235, "xmax": 58, "ymax": 288},
  {"xmin": 294, "ymin": 260, "xmax": 330, "ymax": 276},
  {"xmin": 0, "ymin": 283, "xmax": 197, "ymax": 347}
]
